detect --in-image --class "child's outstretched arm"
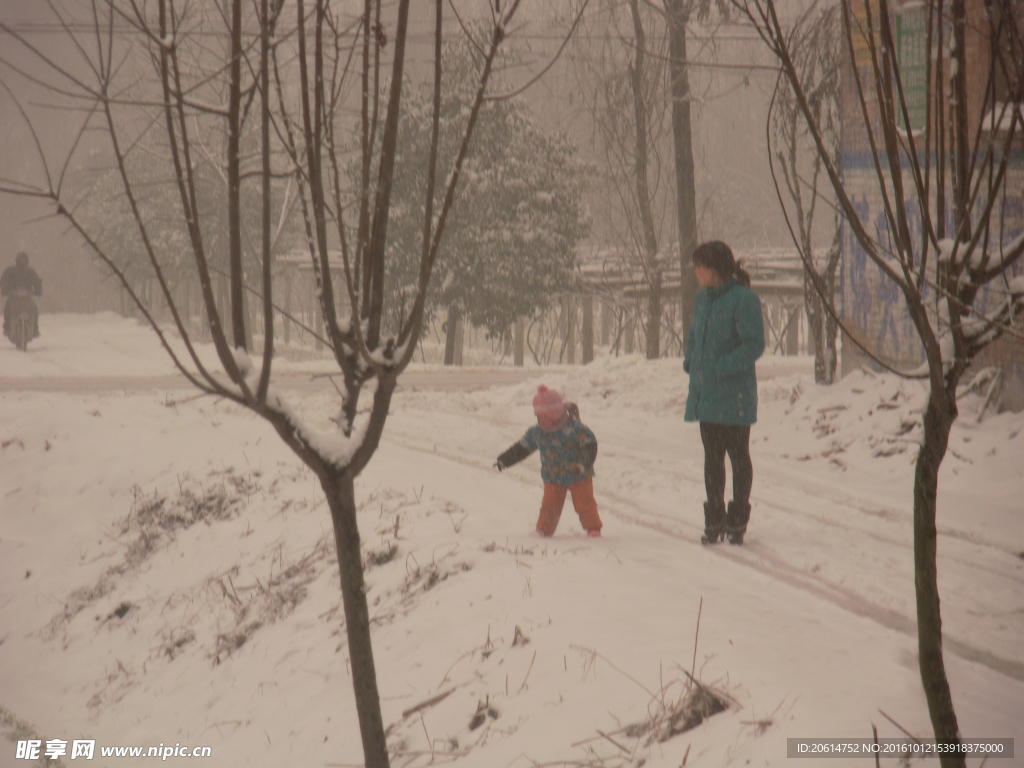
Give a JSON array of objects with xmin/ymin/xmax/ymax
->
[{"xmin": 495, "ymin": 439, "xmax": 534, "ymax": 471}]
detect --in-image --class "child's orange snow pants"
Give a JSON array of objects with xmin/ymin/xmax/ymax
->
[{"xmin": 536, "ymin": 478, "xmax": 602, "ymax": 536}]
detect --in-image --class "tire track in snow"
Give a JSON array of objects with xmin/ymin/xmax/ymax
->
[
  {"xmin": 606, "ymin": 491, "xmax": 1024, "ymax": 683},
  {"xmin": 580, "ymin": 431, "xmax": 1024, "ymax": 586},
  {"xmin": 598, "ymin": 438, "xmax": 1023, "ymax": 571}
]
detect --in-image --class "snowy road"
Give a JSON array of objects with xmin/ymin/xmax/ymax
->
[
  {"xmin": 0, "ymin": 368, "xmax": 543, "ymax": 394},
  {"xmin": 0, "ymin": 311, "xmax": 811, "ymax": 392},
  {"xmin": 0, "ymin": 359, "xmax": 813, "ymax": 394}
]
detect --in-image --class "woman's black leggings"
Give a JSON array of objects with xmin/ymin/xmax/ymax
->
[{"xmin": 699, "ymin": 422, "xmax": 752, "ymax": 506}]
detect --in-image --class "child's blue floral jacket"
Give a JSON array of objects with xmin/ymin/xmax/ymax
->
[
  {"xmin": 497, "ymin": 417, "xmax": 598, "ymax": 489},
  {"xmin": 516, "ymin": 421, "xmax": 598, "ymax": 487}
]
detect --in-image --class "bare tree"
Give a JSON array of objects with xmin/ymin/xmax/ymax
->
[
  {"xmin": 768, "ymin": 1, "xmax": 843, "ymax": 384},
  {"xmin": 628, "ymin": 0, "xmax": 666, "ymax": 360},
  {"xmin": 572, "ymin": 0, "xmax": 675, "ymax": 359},
  {"xmin": 665, "ymin": 0, "xmax": 701, "ymax": 343},
  {"xmin": 736, "ymin": 0, "xmax": 1024, "ymax": 762},
  {"xmin": 0, "ymin": 1, "xmax": 528, "ymax": 765}
]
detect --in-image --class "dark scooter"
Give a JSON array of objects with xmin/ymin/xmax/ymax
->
[{"xmin": 5, "ymin": 288, "xmax": 37, "ymax": 351}]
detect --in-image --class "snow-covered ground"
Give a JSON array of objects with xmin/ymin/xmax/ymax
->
[{"xmin": 1, "ymin": 314, "xmax": 1022, "ymax": 768}]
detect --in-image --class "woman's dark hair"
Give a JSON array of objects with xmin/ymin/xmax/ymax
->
[{"xmin": 692, "ymin": 240, "xmax": 751, "ymax": 287}]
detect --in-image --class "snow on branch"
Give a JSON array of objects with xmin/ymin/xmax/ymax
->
[
  {"xmin": 221, "ymin": 351, "xmax": 369, "ymax": 472},
  {"xmin": 966, "ymin": 277, "xmax": 1024, "ymax": 350},
  {"xmin": 915, "ymin": 276, "xmax": 1024, "ymax": 378}
]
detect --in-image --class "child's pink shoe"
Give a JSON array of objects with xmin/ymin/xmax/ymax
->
[{"xmin": 587, "ymin": 530, "xmax": 601, "ymax": 538}]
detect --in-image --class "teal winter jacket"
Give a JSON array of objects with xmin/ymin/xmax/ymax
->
[{"xmin": 683, "ymin": 278, "xmax": 765, "ymax": 425}]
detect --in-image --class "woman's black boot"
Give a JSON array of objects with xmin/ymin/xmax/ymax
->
[
  {"xmin": 726, "ymin": 501, "xmax": 751, "ymax": 544},
  {"xmin": 701, "ymin": 501, "xmax": 726, "ymax": 544}
]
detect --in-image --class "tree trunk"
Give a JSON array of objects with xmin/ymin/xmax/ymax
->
[
  {"xmin": 808, "ymin": 287, "xmax": 838, "ymax": 385},
  {"xmin": 581, "ymin": 294, "xmax": 594, "ymax": 364},
  {"xmin": 322, "ymin": 471, "xmax": 390, "ymax": 768},
  {"xmin": 806, "ymin": 231, "xmax": 841, "ymax": 384},
  {"xmin": 227, "ymin": 0, "xmax": 246, "ymax": 350},
  {"xmin": 216, "ymin": 269, "xmax": 230, "ymax": 334},
  {"xmin": 196, "ymin": 279, "xmax": 211, "ymax": 342},
  {"xmin": 314, "ymin": 282, "xmax": 324, "ymax": 351},
  {"xmin": 810, "ymin": 292, "xmax": 826, "ymax": 382},
  {"xmin": 565, "ymin": 295, "xmax": 576, "ymax": 365},
  {"xmin": 443, "ymin": 304, "xmax": 460, "ymax": 366},
  {"xmin": 824, "ymin": 311, "xmax": 837, "ymax": 383},
  {"xmin": 514, "ymin": 317, "xmax": 524, "ymax": 367},
  {"xmin": 242, "ymin": 279, "xmax": 256, "ymax": 353},
  {"xmin": 666, "ymin": 0, "xmax": 699, "ymax": 342},
  {"xmin": 914, "ymin": 389, "xmax": 965, "ymax": 768},
  {"xmin": 646, "ymin": 272, "xmax": 662, "ymax": 359},
  {"xmin": 628, "ymin": 0, "xmax": 662, "ymax": 362},
  {"xmin": 453, "ymin": 316, "xmax": 464, "ymax": 366},
  {"xmin": 283, "ymin": 273, "xmax": 292, "ymax": 346},
  {"xmin": 785, "ymin": 303, "xmax": 799, "ymax": 356}
]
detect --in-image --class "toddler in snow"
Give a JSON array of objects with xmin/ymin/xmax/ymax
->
[{"xmin": 494, "ymin": 385, "xmax": 603, "ymax": 537}]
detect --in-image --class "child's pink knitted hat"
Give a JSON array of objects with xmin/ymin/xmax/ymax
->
[{"xmin": 532, "ymin": 385, "xmax": 564, "ymax": 415}]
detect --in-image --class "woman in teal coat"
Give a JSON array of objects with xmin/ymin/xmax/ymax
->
[{"xmin": 683, "ymin": 241, "xmax": 764, "ymax": 545}]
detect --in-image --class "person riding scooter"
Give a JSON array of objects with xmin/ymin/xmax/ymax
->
[{"xmin": 1, "ymin": 251, "xmax": 43, "ymax": 342}]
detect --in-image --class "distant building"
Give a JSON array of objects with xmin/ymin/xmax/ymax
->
[{"xmin": 838, "ymin": 0, "xmax": 1024, "ymax": 410}]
